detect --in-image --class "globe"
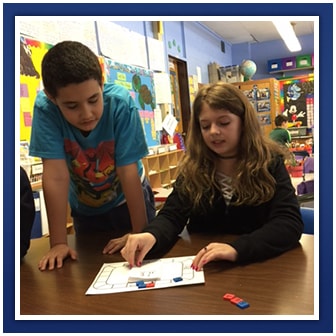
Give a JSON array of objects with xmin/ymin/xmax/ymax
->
[{"xmin": 240, "ymin": 60, "xmax": 257, "ymax": 81}]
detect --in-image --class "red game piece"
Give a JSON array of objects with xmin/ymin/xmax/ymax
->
[
  {"xmin": 230, "ymin": 297, "xmax": 243, "ymax": 304},
  {"xmin": 223, "ymin": 293, "xmax": 235, "ymax": 300},
  {"xmin": 146, "ymin": 282, "xmax": 155, "ymax": 288}
]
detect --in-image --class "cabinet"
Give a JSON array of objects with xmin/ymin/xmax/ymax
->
[
  {"xmin": 142, "ymin": 149, "xmax": 184, "ymax": 189},
  {"xmin": 232, "ymin": 78, "xmax": 280, "ymax": 137}
]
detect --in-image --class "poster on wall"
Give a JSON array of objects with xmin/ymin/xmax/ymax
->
[
  {"xmin": 102, "ymin": 57, "xmax": 160, "ymax": 147},
  {"xmin": 96, "ymin": 21, "xmax": 147, "ymax": 69},
  {"xmin": 257, "ymin": 114, "xmax": 271, "ymax": 126},
  {"xmin": 20, "ymin": 35, "xmax": 53, "ymax": 141},
  {"xmin": 279, "ymin": 75, "xmax": 314, "ymax": 128},
  {"xmin": 19, "ymin": 20, "xmax": 98, "ymax": 54}
]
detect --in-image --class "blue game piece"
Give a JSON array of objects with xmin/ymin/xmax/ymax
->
[
  {"xmin": 136, "ymin": 280, "xmax": 145, "ymax": 287},
  {"xmin": 137, "ymin": 283, "xmax": 147, "ymax": 289},
  {"xmin": 236, "ymin": 300, "xmax": 250, "ymax": 309},
  {"xmin": 173, "ymin": 277, "xmax": 183, "ymax": 282}
]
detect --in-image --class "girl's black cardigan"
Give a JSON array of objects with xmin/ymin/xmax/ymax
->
[{"xmin": 143, "ymin": 156, "xmax": 304, "ymax": 264}]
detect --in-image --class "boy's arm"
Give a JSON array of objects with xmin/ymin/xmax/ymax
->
[
  {"xmin": 42, "ymin": 159, "xmax": 70, "ymax": 247},
  {"xmin": 117, "ymin": 163, "xmax": 147, "ymax": 233},
  {"xmin": 286, "ymin": 129, "xmax": 292, "ymax": 143}
]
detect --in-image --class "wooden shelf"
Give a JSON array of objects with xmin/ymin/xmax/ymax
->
[
  {"xmin": 31, "ymin": 180, "xmax": 42, "ymax": 191},
  {"xmin": 142, "ymin": 149, "xmax": 184, "ymax": 189},
  {"xmin": 291, "ymin": 135, "xmax": 313, "ymax": 140}
]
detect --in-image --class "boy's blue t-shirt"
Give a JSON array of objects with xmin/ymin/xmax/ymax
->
[{"xmin": 29, "ymin": 83, "xmax": 149, "ymax": 216}]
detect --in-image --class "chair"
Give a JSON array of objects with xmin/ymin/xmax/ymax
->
[
  {"xmin": 296, "ymin": 156, "xmax": 314, "ymax": 197},
  {"xmin": 300, "ymin": 207, "xmax": 314, "ymax": 234},
  {"xmin": 292, "ymin": 150, "xmax": 310, "ymax": 162},
  {"xmin": 303, "ymin": 157, "xmax": 314, "ymax": 174}
]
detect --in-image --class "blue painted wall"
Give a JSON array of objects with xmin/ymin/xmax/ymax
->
[
  {"xmin": 114, "ymin": 21, "xmax": 314, "ymax": 83},
  {"xmin": 163, "ymin": 21, "xmax": 186, "ymax": 59},
  {"xmin": 183, "ymin": 22, "xmax": 232, "ymax": 82}
]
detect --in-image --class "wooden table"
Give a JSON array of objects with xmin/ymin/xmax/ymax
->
[{"xmin": 20, "ymin": 231, "xmax": 314, "ymax": 315}]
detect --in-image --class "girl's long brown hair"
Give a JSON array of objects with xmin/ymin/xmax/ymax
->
[{"xmin": 176, "ymin": 81, "xmax": 288, "ymax": 209}]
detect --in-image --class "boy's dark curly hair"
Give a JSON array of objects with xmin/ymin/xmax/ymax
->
[{"xmin": 41, "ymin": 41, "xmax": 103, "ymax": 97}]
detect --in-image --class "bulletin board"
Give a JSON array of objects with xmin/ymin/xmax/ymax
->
[
  {"xmin": 19, "ymin": 36, "xmax": 160, "ymax": 147},
  {"xmin": 103, "ymin": 57, "xmax": 160, "ymax": 147},
  {"xmin": 279, "ymin": 75, "xmax": 314, "ymax": 128},
  {"xmin": 19, "ymin": 36, "xmax": 52, "ymax": 141}
]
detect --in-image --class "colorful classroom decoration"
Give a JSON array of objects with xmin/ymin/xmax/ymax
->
[
  {"xmin": 20, "ymin": 36, "xmax": 53, "ymax": 141},
  {"xmin": 279, "ymin": 74, "xmax": 314, "ymax": 128},
  {"xmin": 102, "ymin": 57, "xmax": 160, "ymax": 147},
  {"xmin": 19, "ymin": 36, "xmax": 160, "ymax": 148}
]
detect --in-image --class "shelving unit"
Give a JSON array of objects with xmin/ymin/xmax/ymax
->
[
  {"xmin": 269, "ymin": 66, "xmax": 314, "ymax": 75},
  {"xmin": 142, "ymin": 149, "xmax": 184, "ymax": 189}
]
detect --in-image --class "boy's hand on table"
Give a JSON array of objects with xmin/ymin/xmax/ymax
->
[
  {"xmin": 38, "ymin": 243, "xmax": 77, "ymax": 271},
  {"xmin": 103, "ymin": 233, "xmax": 130, "ymax": 255}
]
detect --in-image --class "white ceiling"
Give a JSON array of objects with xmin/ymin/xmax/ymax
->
[{"xmin": 199, "ymin": 21, "xmax": 314, "ymax": 44}]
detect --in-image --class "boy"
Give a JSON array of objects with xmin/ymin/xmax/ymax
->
[
  {"xmin": 269, "ymin": 114, "xmax": 292, "ymax": 147},
  {"xmin": 29, "ymin": 41, "xmax": 155, "ymax": 271}
]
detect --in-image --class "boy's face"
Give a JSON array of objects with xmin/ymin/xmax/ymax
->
[{"xmin": 46, "ymin": 79, "xmax": 104, "ymax": 133}]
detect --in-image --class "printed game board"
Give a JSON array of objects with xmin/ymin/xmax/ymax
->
[{"xmin": 86, "ymin": 256, "xmax": 205, "ymax": 295}]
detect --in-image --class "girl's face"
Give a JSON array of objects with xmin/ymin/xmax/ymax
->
[
  {"xmin": 47, "ymin": 79, "xmax": 104, "ymax": 134},
  {"xmin": 199, "ymin": 103, "xmax": 242, "ymax": 158}
]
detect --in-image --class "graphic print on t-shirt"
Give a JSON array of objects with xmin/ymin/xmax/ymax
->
[{"xmin": 64, "ymin": 139, "xmax": 121, "ymax": 207}]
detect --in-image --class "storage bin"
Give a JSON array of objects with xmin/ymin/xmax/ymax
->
[
  {"xmin": 282, "ymin": 57, "xmax": 296, "ymax": 70},
  {"xmin": 296, "ymin": 54, "xmax": 312, "ymax": 68},
  {"xmin": 288, "ymin": 165, "xmax": 303, "ymax": 178},
  {"xmin": 267, "ymin": 59, "xmax": 282, "ymax": 72}
]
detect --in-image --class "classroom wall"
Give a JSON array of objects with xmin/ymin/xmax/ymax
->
[
  {"xmin": 116, "ymin": 20, "xmax": 314, "ymax": 83},
  {"xmin": 115, "ymin": 21, "xmax": 234, "ymax": 82},
  {"xmin": 183, "ymin": 22, "xmax": 233, "ymax": 83},
  {"xmin": 110, "ymin": 20, "xmax": 156, "ymax": 38},
  {"xmin": 20, "ymin": 20, "xmax": 314, "ymax": 142}
]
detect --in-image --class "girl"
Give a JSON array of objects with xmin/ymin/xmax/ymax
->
[{"xmin": 121, "ymin": 81, "xmax": 303, "ymax": 269}]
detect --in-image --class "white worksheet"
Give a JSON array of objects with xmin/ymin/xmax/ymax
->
[{"xmin": 85, "ymin": 256, "xmax": 205, "ymax": 295}]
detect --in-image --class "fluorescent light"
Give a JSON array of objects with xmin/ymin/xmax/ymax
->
[{"xmin": 273, "ymin": 21, "xmax": 302, "ymax": 52}]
